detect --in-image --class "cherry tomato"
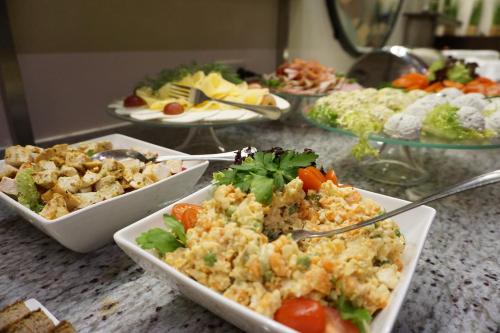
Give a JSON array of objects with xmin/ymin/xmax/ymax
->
[
  {"xmin": 274, "ymin": 298, "xmax": 326, "ymax": 333},
  {"xmin": 306, "ymin": 166, "xmax": 326, "ymax": 182},
  {"xmin": 124, "ymin": 95, "xmax": 146, "ymax": 107},
  {"xmin": 298, "ymin": 168, "xmax": 323, "ymax": 192},
  {"xmin": 171, "ymin": 203, "xmax": 202, "ymax": 230},
  {"xmin": 325, "ymin": 307, "xmax": 359, "ymax": 333},
  {"xmin": 163, "ymin": 102, "xmax": 185, "ymax": 115},
  {"xmin": 324, "ymin": 169, "xmax": 338, "ymax": 185},
  {"xmin": 181, "ymin": 207, "xmax": 201, "ymax": 230}
]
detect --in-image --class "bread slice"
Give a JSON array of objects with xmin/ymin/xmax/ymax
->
[
  {"xmin": 0, "ymin": 301, "xmax": 31, "ymax": 332},
  {"xmin": 51, "ymin": 321, "xmax": 76, "ymax": 333},
  {"xmin": 3, "ymin": 309, "xmax": 54, "ymax": 333}
]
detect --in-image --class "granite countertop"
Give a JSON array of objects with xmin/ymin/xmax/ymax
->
[{"xmin": 1, "ymin": 122, "xmax": 499, "ymax": 333}]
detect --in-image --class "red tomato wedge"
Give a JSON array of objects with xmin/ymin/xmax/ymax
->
[
  {"xmin": 171, "ymin": 203, "xmax": 202, "ymax": 230},
  {"xmin": 298, "ymin": 167, "xmax": 324, "ymax": 192},
  {"xmin": 324, "ymin": 169, "xmax": 338, "ymax": 185},
  {"xmin": 274, "ymin": 298, "xmax": 326, "ymax": 333}
]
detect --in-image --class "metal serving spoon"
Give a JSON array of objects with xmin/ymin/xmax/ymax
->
[
  {"xmin": 291, "ymin": 169, "xmax": 500, "ymax": 242},
  {"xmin": 92, "ymin": 147, "xmax": 257, "ymax": 162}
]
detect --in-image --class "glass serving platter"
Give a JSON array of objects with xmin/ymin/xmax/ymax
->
[
  {"xmin": 304, "ymin": 115, "xmax": 500, "ymax": 186},
  {"xmin": 107, "ymin": 94, "xmax": 290, "ymax": 153}
]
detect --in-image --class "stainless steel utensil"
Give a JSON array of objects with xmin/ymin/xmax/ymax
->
[
  {"xmin": 92, "ymin": 147, "xmax": 257, "ymax": 163},
  {"xmin": 291, "ymin": 169, "xmax": 500, "ymax": 241},
  {"xmin": 168, "ymin": 84, "xmax": 283, "ymax": 120}
]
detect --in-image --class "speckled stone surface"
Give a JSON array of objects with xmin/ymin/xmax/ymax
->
[{"xmin": 1, "ymin": 122, "xmax": 499, "ymax": 333}]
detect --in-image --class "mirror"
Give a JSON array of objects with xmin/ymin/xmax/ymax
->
[{"xmin": 325, "ymin": 0, "xmax": 404, "ymax": 56}]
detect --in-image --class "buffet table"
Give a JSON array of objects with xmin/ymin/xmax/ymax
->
[{"xmin": 1, "ymin": 122, "xmax": 498, "ymax": 333}]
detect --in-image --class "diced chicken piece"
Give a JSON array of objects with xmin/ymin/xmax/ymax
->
[
  {"xmin": 25, "ymin": 145, "xmax": 43, "ymax": 160},
  {"xmin": 82, "ymin": 160, "xmax": 102, "ymax": 172},
  {"xmin": 99, "ymin": 159, "xmax": 124, "ymax": 178},
  {"xmin": 79, "ymin": 186, "xmax": 93, "ymax": 193},
  {"xmin": 119, "ymin": 178, "xmax": 132, "ymax": 190},
  {"xmin": 75, "ymin": 192, "xmax": 104, "ymax": 208},
  {"xmin": 62, "ymin": 192, "xmax": 82, "ymax": 211},
  {"xmin": 95, "ymin": 175, "xmax": 116, "ymax": 191},
  {"xmin": 52, "ymin": 175, "xmax": 82, "ymax": 194},
  {"xmin": 18, "ymin": 162, "xmax": 38, "ymax": 171},
  {"xmin": 34, "ymin": 147, "xmax": 64, "ymax": 166},
  {"xmin": 39, "ymin": 193, "xmax": 69, "ymax": 220},
  {"xmin": 64, "ymin": 151, "xmax": 90, "ymax": 171},
  {"xmin": 38, "ymin": 160, "xmax": 58, "ymax": 171},
  {"xmin": 78, "ymin": 140, "xmax": 112, "ymax": 155},
  {"xmin": 41, "ymin": 189, "xmax": 55, "ymax": 203},
  {"xmin": 52, "ymin": 144, "xmax": 69, "ymax": 155},
  {"xmin": 165, "ymin": 160, "xmax": 183, "ymax": 174},
  {"xmin": 0, "ymin": 177, "xmax": 18, "ymax": 195},
  {"xmin": 129, "ymin": 173, "xmax": 154, "ymax": 189},
  {"xmin": 81, "ymin": 170, "xmax": 102, "ymax": 187},
  {"xmin": 97, "ymin": 181, "xmax": 124, "ymax": 200},
  {"xmin": 60, "ymin": 165, "xmax": 78, "ymax": 176},
  {"xmin": 32, "ymin": 170, "xmax": 59, "ymax": 188},
  {"xmin": 0, "ymin": 164, "xmax": 18, "ymax": 178},
  {"xmin": 119, "ymin": 158, "xmax": 142, "ymax": 172},
  {"xmin": 150, "ymin": 163, "xmax": 171, "ymax": 181},
  {"xmin": 4, "ymin": 146, "xmax": 33, "ymax": 167}
]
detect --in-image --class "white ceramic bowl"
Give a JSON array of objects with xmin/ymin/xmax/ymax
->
[
  {"xmin": 0, "ymin": 134, "xmax": 208, "ymax": 252},
  {"xmin": 114, "ymin": 185, "xmax": 436, "ymax": 333}
]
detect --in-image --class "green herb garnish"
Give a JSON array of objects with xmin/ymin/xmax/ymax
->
[
  {"xmin": 137, "ymin": 62, "xmax": 242, "ymax": 90},
  {"xmin": 136, "ymin": 214, "xmax": 187, "ymax": 256},
  {"xmin": 336, "ymin": 294, "xmax": 372, "ymax": 333},
  {"xmin": 213, "ymin": 149, "xmax": 318, "ymax": 204},
  {"xmin": 203, "ymin": 253, "xmax": 217, "ymax": 266},
  {"xmin": 86, "ymin": 149, "xmax": 95, "ymax": 157}
]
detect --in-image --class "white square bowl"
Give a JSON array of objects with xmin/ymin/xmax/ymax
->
[
  {"xmin": 114, "ymin": 185, "xmax": 436, "ymax": 333},
  {"xmin": 0, "ymin": 134, "xmax": 209, "ymax": 252}
]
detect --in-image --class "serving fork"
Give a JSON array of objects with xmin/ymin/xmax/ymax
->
[
  {"xmin": 291, "ymin": 169, "xmax": 500, "ymax": 241},
  {"xmin": 167, "ymin": 83, "xmax": 283, "ymax": 120}
]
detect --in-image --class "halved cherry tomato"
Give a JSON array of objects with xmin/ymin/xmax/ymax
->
[
  {"xmin": 305, "ymin": 166, "xmax": 326, "ymax": 182},
  {"xmin": 298, "ymin": 167, "xmax": 324, "ymax": 192},
  {"xmin": 181, "ymin": 207, "xmax": 201, "ymax": 230},
  {"xmin": 324, "ymin": 169, "xmax": 338, "ymax": 185},
  {"xmin": 425, "ymin": 82, "xmax": 444, "ymax": 92},
  {"xmin": 274, "ymin": 298, "xmax": 326, "ymax": 333},
  {"xmin": 124, "ymin": 94, "xmax": 146, "ymax": 107},
  {"xmin": 171, "ymin": 203, "xmax": 202, "ymax": 230},
  {"xmin": 325, "ymin": 307, "xmax": 360, "ymax": 333}
]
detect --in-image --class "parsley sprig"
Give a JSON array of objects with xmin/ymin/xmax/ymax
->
[
  {"xmin": 136, "ymin": 214, "xmax": 187, "ymax": 256},
  {"xmin": 137, "ymin": 62, "xmax": 242, "ymax": 90},
  {"xmin": 213, "ymin": 149, "xmax": 318, "ymax": 204},
  {"xmin": 336, "ymin": 294, "xmax": 372, "ymax": 333}
]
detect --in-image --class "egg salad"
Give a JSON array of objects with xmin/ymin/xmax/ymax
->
[{"xmin": 137, "ymin": 149, "xmax": 405, "ymax": 333}]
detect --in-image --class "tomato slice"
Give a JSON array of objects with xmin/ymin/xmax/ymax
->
[
  {"xmin": 274, "ymin": 298, "xmax": 326, "ymax": 333},
  {"xmin": 298, "ymin": 168, "xmax": 324, "ymax": 192},
  {"xmin": 171, "ymin": 203, "xmax": 202, "ymax": 230},
  {"xmin": 324, "ymin": 169, "xmax": 338, "ymax": 185},
  {"xmin": 325, "ymin": 307, "xmax": 360, "ymax": 333},
  {"xmin": 124, "ymin": 94, "xmax": 146, "ymax": 107}
]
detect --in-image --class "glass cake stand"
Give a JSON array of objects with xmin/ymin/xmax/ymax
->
[
  {"xmin": 305, "ymin": 116, "xmax": 500, "ymax": 187},
  {"xmin": 107, "ymin": 107, "xmax": 271, "ymax": 154}
]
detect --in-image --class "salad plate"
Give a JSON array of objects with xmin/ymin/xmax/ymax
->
[
  {"xmin": 0, "ymin": 134, "xmax": 208, "ymax": 252},
  {"xmin": 115, "ymin": 185, "xmax": 435, "ymax": 333}
]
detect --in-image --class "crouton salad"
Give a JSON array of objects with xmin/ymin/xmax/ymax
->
[
  {"xmin": 0, "ymin": 141, "xmax": 183, "ymax": 220},
  {"xmin": 137, "ymin": 148, "xmax": 405, "ymax": 333}
]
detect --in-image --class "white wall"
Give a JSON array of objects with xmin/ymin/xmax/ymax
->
[{"xmin": 287, "ymin": 0, "xmax": 415, "ymax": 72}]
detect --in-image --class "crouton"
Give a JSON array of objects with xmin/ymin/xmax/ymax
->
[
  {"xmin": 97, "ymin": 181, "xmax": 124, "ymax": 200},
  {"xmin": 81, "ymin": 170, "xmax": 102, "ymax": 187},
  {"xmin": 0, "ymin": 164, "xmax": 18, "ymax": 178},
  {"xmin": 60, "ymin": 165, "xmax": 78, "ymax": 176},
  {"xmin": 38, "ymin": 160, "xmax": 58, "ymax": 171},
  {"xmin": 52, "ymin": 175, "xmax": 82, "ymax": 194},
  {"xmin": 75, "ymin": 192, "xmax": 103, "ymax": 208},
  {"xmin": 4, "ymin": 146, "xmax": 32, "ymax": 167},
  {"xmin": 32, "ymin": 170, "xmax": 59, "ymax": 188},
  {"xmin": 39, "ymin": 193, "xmax": 69, "ymax": 220},
  {"xmin": 0, "ymin": 177, "xmax": 18, "ymax": 196},
  {"xmin": 64, "ymin": 151, "xmax": 90, "ymax": 171}
]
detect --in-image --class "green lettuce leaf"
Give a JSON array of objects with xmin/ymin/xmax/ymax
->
[
  {"xmin": 15, "ymin": 168, "xmax": 43, "ymax": 212},
  {"xmin": 447, "ymin": 62, "xmax": 472, "ymax": 84},
  {"xmin": 422, "ymin": 104, "xmax": 488, "ymax": 140}
]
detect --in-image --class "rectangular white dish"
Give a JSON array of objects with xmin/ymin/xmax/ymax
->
[
  {"xmin": 0, "ymin": 133, "xmax": 209, "ymax": 252},
  {"xmin": 114, "ymin": 184, "xmax": 436, "ymax": 333}
]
